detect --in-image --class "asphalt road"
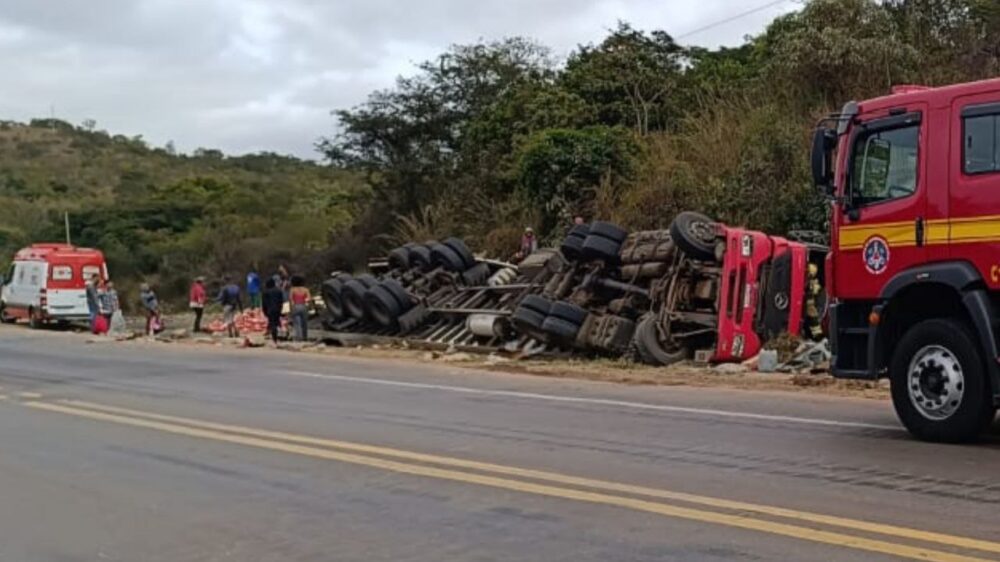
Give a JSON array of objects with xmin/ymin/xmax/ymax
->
[{"xmin": 0, "ymin": 326, "xmax": 998, "ymax": 562}]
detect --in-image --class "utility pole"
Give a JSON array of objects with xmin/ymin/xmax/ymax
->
[{"xmin": 64, "ymin": 212, "xmax": 71, "ymax": 245}]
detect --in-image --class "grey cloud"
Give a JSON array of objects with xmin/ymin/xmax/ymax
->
[{"xmin": 0, "ymin": 0, "xmax": 796, "ymax": 159}]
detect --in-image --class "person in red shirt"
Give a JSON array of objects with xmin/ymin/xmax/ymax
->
[{"xmin": 189, "ymin": 276, "xmax": 207, "ymax": 333}]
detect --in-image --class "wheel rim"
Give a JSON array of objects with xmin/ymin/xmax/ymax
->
[
  {"xmin": 687, "ymin": 220, "xmax": 715, "ymax": 244},
  {"xmin": 907, "ymin": 345, "xmax": 965, "ymax": 421}
]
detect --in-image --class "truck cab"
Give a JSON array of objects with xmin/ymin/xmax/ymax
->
[{"xmin": 812, "ymin": 79, "xmax": 1000, "ymax": 442}]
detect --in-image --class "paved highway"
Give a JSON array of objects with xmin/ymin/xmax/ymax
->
[{"xmin": 0, "ymin": 325, "xmax": 998, "ymax": 562}]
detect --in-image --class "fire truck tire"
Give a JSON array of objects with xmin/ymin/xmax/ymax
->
[
  {"xmin": 670, "ymin": 211, "xmax": 717, "ymax": 261},
  {"xmin": 364, "ymin": 285, "xmax": 402, "ymax": 328},
  {"xmin": 542, "ymin": 316, "xmax": 580, "ymax": 343},
  {"xmin": 512, "ymin": 307, "xmax": 546, "ymax": 334},
  {"xmin": 380, "ymin": 279, "xmax": 413, "ymax": 311},
  {"xmin": 430, "ymin": 243, "xmax": 467, "ymax": 272},
  {"xmin": 889, "ymin": 319, "xmax": 996, "ymax": 443},
  {"xmin": 581, "ymin": 234, "xmax": 622, "ymax": 264},
  {"xmin": 388, "ymin": 247, "xmax": 412, "ymax": 270},
  {"xmin": 462, "ymin": 262, "xmax": 490, "ymax": 286},
  {"xmin": 588, "ymin": 221, "xmax": 628, "ymax": 244},
  {"xmin": 342, "ymin": 279, "xmax": 370, "ymax": 319},
  {"xmin": 560, "ymin": 234, "xmax": 585, "ymax": 260},
  {"xmin": 321, "ymin": 275, "xmax": 352, "ymax": 319},
  {"xmin": 408, "ymin": 245, "xmax": 433, "ymax": 271},
  {"xmin": 444, "ymin": 237, "xmax": 476, "ymax": 269},
  {"xmin": 633, "ymin": 316, "xmax": 687, "ymax": 366},
  {"xmin": 548, "ymin": 301, "xmax": 588, "ymax": 325},
  {"xmin": 518, "ymin": 295, "xmax": 553, "ymax": 316}
]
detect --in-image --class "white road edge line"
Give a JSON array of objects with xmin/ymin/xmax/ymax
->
[{"xmin": 285, "ymin": 371, "xmax": 900, "ymax": 431}]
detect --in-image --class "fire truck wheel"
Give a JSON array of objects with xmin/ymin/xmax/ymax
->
[
  {"xmin": 406, "ymin": 245, "xmax": 432, "ymax": 271},
  {"xmin": 541, "ymin": 316, "xmax": 580, "ymax": 344},
  {"xmin": 364, "ymin": 285, "xmax": 402, "ymax": 328},
  {"xmin": 588, "ymin": 221, "xmax": 628, "ymax": 244},
  {"xmin": 548, "ymin": 301, "xmax": 588, "ymax": 325},
  {"xmin": 890, "ymin": 318, "xmax": 996, "ymax": 443},
  {"xmin": 429, "ymin": 243, "xmax": 467, "ymax": 272},
  {"xmin": 670, "ymin": 211, "xmax": 717, "ymax": 261},
  {"xmin": 633, "ymin": 315, "xmax": 688, "ymax": 366},
  {"xmin": 444, "ymin": 237, "xmax": 476, "ymax": 269},
  {"xmin": 387, "ymin": 247, "xmax": 412, "ymax": 270},
  {"xmin": 518, "ymin": 295, "xmax": 553, "ymax": 316}
]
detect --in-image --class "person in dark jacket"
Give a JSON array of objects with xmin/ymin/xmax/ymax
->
[
  {"xmin": 262, "ymin": 278, "xmax": 284, "ymax": 345},
  {"xmin": 217, "ymin": 276, "xmax": 243, "ymax": 338}
]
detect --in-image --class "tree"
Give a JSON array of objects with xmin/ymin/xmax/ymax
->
[{"xmin": 562, "ymin": 22, "xmax": 684, "ymax": 135}]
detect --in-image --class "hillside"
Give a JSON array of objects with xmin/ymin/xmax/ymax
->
[{"xmin": 0, "ymin": 119, "xmax": 370, "ymax": 304}]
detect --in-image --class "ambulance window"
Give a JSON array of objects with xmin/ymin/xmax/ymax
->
[
  {"xmin": 29, "ymin": 265, "xmax": 40, "ymax": 286},
  {"xmin": 17, "ymin": 265, "xmax": 25, "ymax": 284},
  {"xmin": 82, "ymin": 265, "xmax": 101, "ymax": 280},
  {"xmin": 963, "ymin": 113, "xmax": 1000, "ymax": 174},
  {"xmin": 51, "ymin": 266, "xmax": 73, "ymax": 281},
  {"xmin": 850, "ymin": 124, "xmax": 919, "ymax": 206}
]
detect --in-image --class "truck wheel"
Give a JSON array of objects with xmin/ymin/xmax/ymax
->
[
  {"xmin": 429, "ymin": 243, "xmax": 466, "ymax": 272},
  {"xmin": 387, "ymin": 247, "xmax": 412, "ymax": 270},
  {"xmin": 28, "ymin": 308, "xmax": 42, "ymax": 330},
  {"xmin": 0, "ymin": 303, "xmax": 14, "ymax": 324},
  {"xmin": 364, "ymin": 285, "xmax": 402, "ymax": 328},
  {"xmin": 321, "ymin": 275, "xmax": 352, "ymax": 320},
  {"xmin": 408, "ymin": 245, "xmax": 433, "ymax": 271},
  {"xmin": 444, "ymin": 237, "xmax": 476, "ymax": 269},
  {"xmin": 588, "ymin": 221, "xmax": 628, "ymax": 244},
  {"xmin": 461, "ymin": 262, "xmax": 490, "ymax": 286},
  {"xmin": 380, "ymin": 279, "xmax": 413, "ymax": 312},
  {"xmin": 518, "ymin": 295, "xmax": 553, "ymax": 316},
  {"xmin": 511, "ymin": 307, "xmax": 546, "ymax": 335},
  {"xmin": 670, "ymin": 212, "xmax": 717, "ymax": 261},
  {"xmin": 560, "ymin": 234, "xmax": 585, "ymax": 260},
  {"xmin": 342, "ymin": 280, "xmax": 369, "ymax": 319},
  {"xmin": 890, "ymin": 319, "xmax": 996, "ymax": 443},
  {"xmin": 548, "ymin": 301, "xmax": 588, "ymax": 325},
  {"xmin": 541, "ymin": 316, "xmax": 580, "ymax": 344},
  {"xmin": 581, "ymin": 235, "xmax": 622, "ymax": 264},
  {"xmin": 633, "ymin": 315, "xmax": 687, "ymax": 366}
]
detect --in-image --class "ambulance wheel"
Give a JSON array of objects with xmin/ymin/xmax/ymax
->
[
  {"xmin": 0, "ymin": 303, "xmax": 14, "ymax": 324},
  {"xmin": 28, "ymin": 308, "xmax": 42, "ymax": 330}
]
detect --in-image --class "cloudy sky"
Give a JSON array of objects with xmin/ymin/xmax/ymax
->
[{"xmin": 0, "ymin": 0, "xmax": 798, "ymax": 160}]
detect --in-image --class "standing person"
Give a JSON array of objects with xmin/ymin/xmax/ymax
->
[
  {"xmin": 516, "ymin": 227, "xmax": 538, "ymax": 262},
  {"xmin": 140, "ymin": 283, "xmax": 161, "ymax": 337},
  {"xmin": 262, "ymin": 278, "xmax": 284, "ymax": 345},
  {"xmin": 288, "ymin": 275, "xmax": 311, "ymax": 341},
  {"xmin": 246, "ymin": 267, "xmax": 262, "ymax": 310},
  {"xmin": 189, "ymin": 276, "xmax": 206, "ymax": 333},
  {"xmin": 217, "ymin": 276, "xmax": 243, "ymax": 338},
  {"xmin": 85, "ymin": 274, "xmax": 101, "ymax": 332},
  {"xmin": 103, "ymin": 281, "xmax": 125, "ymax": 336},
  {"xmin": 277, "ymin": 265, "xmax": 291, "ymax": 303}
]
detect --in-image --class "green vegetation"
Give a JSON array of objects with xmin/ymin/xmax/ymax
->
[
  {"xmin": 0, "ymin": 119, "xmax": 369, "ymax": 307},
  {"xmin": 323, "ymin": 0, "xmax": 1000, "ymax": 258}
]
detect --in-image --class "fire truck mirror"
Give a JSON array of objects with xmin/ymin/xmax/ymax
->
[{"xmin": 810, "ymin": 127, "xmax": 837, "ymax": 197}]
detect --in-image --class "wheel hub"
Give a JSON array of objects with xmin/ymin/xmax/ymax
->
[
  {"xmin": 907, "ymin": 345, "xmax": 965, "ymax": 421},
  {"xmin": 687, "ymin": 221, "xmax": 715, "ymax": 244}
]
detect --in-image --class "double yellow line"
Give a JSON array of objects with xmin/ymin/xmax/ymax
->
[{"xmin": 22, "ymin": 398, "xmax": 1000, "ymax": 562}]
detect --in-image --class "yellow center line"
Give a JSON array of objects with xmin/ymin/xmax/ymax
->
[
  {"xmin": 23, "ymin": 400, "xmax": 999, "ymax": 562},
  {"xmin": 57, "ymin": 398, "xmax": 1000, "ymax": 557}
]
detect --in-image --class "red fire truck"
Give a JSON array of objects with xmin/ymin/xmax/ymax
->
[{"xmin": 812, "ymin": 79, "xmax": 1000, "ymax": 442}]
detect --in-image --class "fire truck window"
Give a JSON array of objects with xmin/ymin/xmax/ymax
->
[
  {"xmin": 964, "ymin": 114, "xmax": 999, "ymax": 174},
  {"xmin": 51, "ymin": 266, "xmax": 73, "ymax": 281},
  {"xmin": 850, "ymin": 125, "xmax": 919, "ymax": 206}
]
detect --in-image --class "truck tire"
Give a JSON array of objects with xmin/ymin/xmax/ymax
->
[
  {"xmin": 518, "ymin": 295, "xmax": 553, "ymax": 316},
  {"xmin": 461, "ymin": 262, "xmax": 490, "ymax": 286},
  {"xmin": 354, "ymin": 274, "xmax": 377, "ymax": 288},
  {"xmin": 28, "ymin": 307, "xmax": 42, "ymax": 330},
  {"xmin": 889, "ymin": 319, "xmax": 996, "ymax": 443},
  {"xmin": 321, "ymin": 275, "xmax": 352, "ymax": 319},
  {"xmin": 548, "ymin": 301, "xmax": 588, "ymax": 326},
  {"xmin": 398, "ymin": 304, "xmax": 430, "ymax": 334},
  {"xmin": 632, "ymin": 315, "xmax": 687, "ymax": 366},
  {"xmin": 380, "ymin": 279, "xmax": 413, "ymax": 311},
  {"xmin": 588, "ymin": 221, "xmax": 628, "ymax": 244},
  {"xmin": 670, "ymin": 212, "xmax": 717, "ymax": 261},
  {"xmin": 408, "ymin": 245, "xmax": 433, "ymax": 271},
  {"xmin": 0, "ymin": 302, "xmax": 14, "ymax": 324},
  {"xmin": 542, "ymin": 316, "xmax": 580, "ymax": 344},
  {"xmin": 364, "ymin": 285, "xmax": 402, "ymax": 328},
  {"xmin": 430, "ymin": 243, "xmax": 466, "ymax": 272},
  {"xmin": 387, "ymin": 247, "xmax": 412, "ymax": 270},
  {"xmin": 444, "ymin": 237, "xmax": 476, "ymax": 269},
  {"xmin": 560, "ymin": 234, "xmax": 585, "ymax": 260},
  {"xmin": 511, "ymin": 307, "xmax": 546, "ymax": 334},
  {"xmin": 342, "ymin": 279, "xmax": 370, "ymax": 319},
  {"xmin": 581, "ymin": 234, "xmax": 622, "ymax": 264}
]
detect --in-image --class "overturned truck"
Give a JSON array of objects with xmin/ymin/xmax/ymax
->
[{"xmin": 320, "ymin": 213, "xmax": 827, "ymax": 365}]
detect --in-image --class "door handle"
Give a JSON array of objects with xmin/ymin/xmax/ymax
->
[{"xmin": 915, "ymin": 217, "xmax": 925, "ymax": 247}]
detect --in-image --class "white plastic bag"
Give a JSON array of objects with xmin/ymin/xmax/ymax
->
[{"xmin": 109, "ymin": 310, "xmax": 127, "ymax": 336}]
